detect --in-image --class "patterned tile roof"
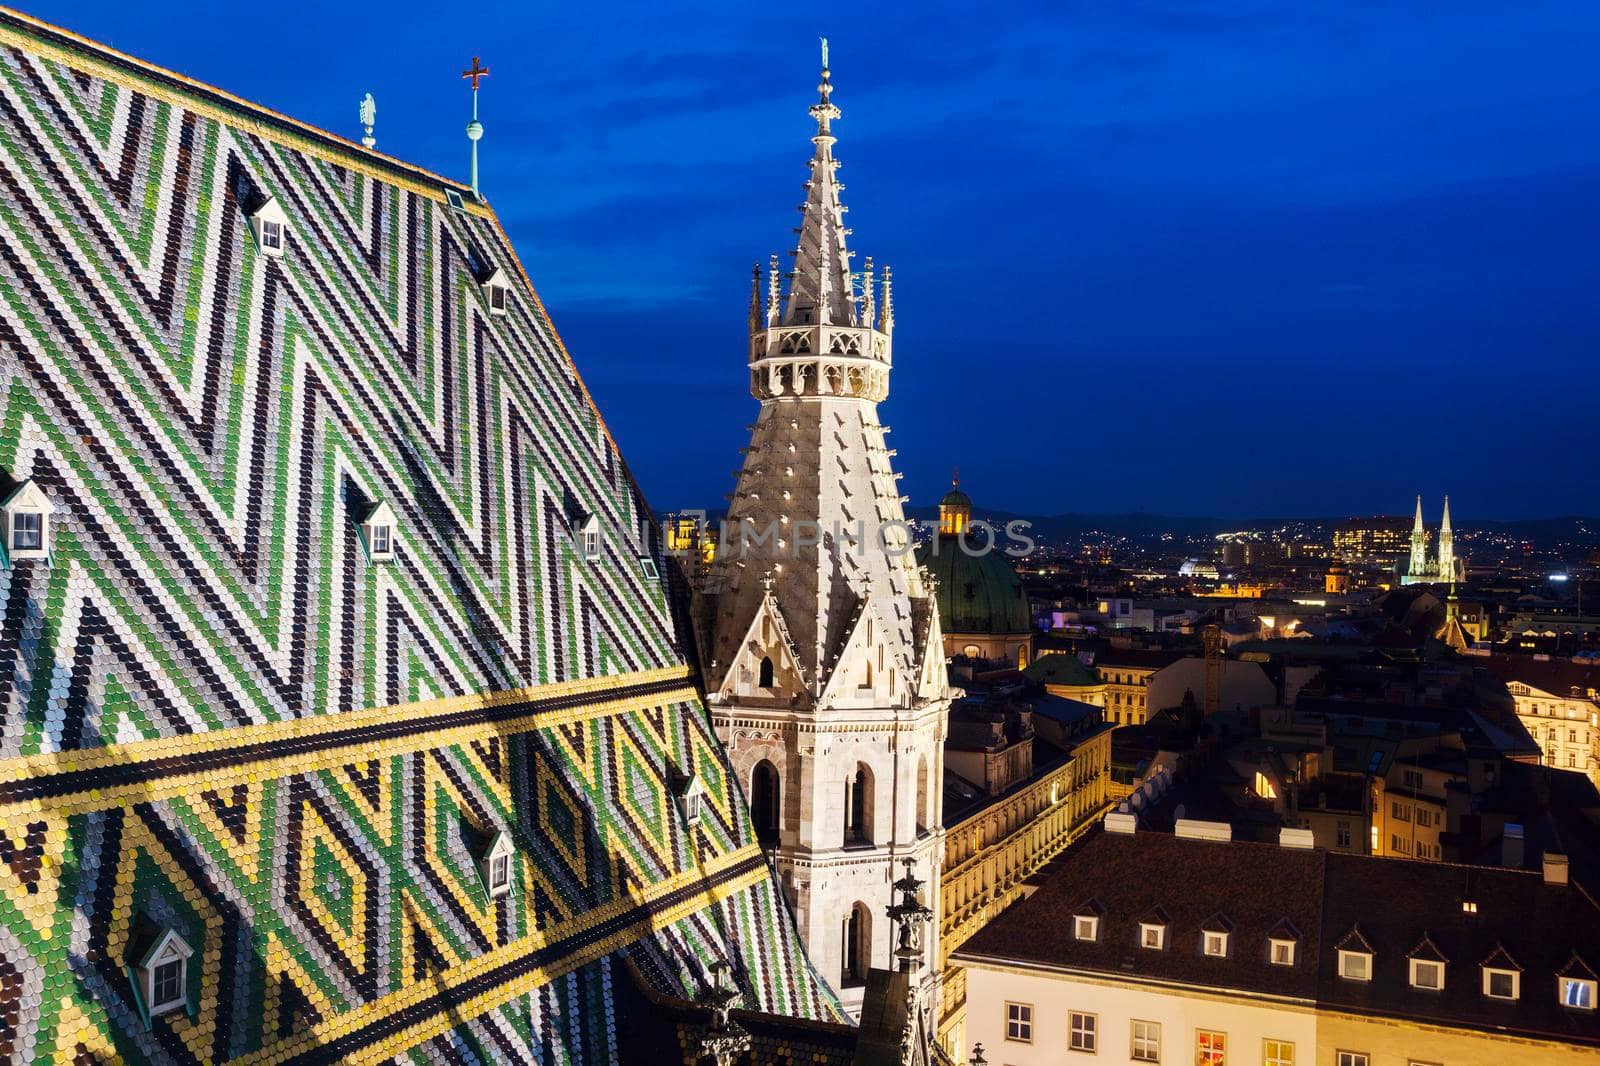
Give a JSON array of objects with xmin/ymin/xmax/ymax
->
[{"xmin": 0, "ymin": 7, "xmax": 837, "ymax": 1061}]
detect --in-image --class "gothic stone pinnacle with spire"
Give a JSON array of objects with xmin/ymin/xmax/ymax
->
[{"xmin": 702, "ymin": 41, "xmax": 950, "ymax": 1016}]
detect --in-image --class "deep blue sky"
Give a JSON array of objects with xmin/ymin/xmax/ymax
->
[{"xmin": 32, "ymin": 2, "xmax": 1600, "ymax": 518}]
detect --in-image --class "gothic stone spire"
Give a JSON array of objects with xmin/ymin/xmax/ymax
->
[{"xmin": 784, "ymin": 39, "xmax": 858, "ymax": 328}]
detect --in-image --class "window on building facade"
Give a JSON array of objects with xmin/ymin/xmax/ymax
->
[
  {"xmin": 1271, "ymin": 938, "xmax": 1296, "ymax": 966},
  {"xmin": 1005, "ymin": 1001, "xmax": 1032, "ymax": 1043},
  {"xmin": 1203, "ymin": 931, "xmax": 1229, "ymax": 957},
  {"xmin": 1068, "ymin": 1011, "xmax": 1096, "ymax": 1053},
  {"xmin": 1130, "ymin": 1020, "xmax": 1160, "ymax": 1062},
  {"xmin": 1336, "ymin": 822, "xmax": 1351, "ymax": 848},
  {"xmin": 1483, "ymin": 967, "xmax": 1520, "ymax": 1000},
  {"xmin": 1196, "ymin": 1029, "xmax": 1225, "ymax": 1066},
  {"xmin": 1139, "ymin": 923, "xmax": 1165, "ymax": 950},
  {"xmin": 1336, "ymin": 1054, "xmax": 1369, "ymax": 1066},
  {"xmin": 1264, "ymin": 1038, "xmax": 1295, "ymax": 1066},
  {"xmin": 1073, "ymin": 915, "xmax": 1098, "ymax": 942},
  {"xmin": 132, "ymin": 928, "xmax": 194, "ymax": 1021},
  {"xmin": 3, "ymin": 480, "xmax": 53, "ymax": 561},
  {"xmin": 1409, "ymin": 959, "xmax": 1444, "ymax": 990},
  {"xmin": 841, "ymin": 903, "xmax": 869, "ymax": 988},
  {"xmin": 1563, "ymin": 977, "xmax": 1596, "ymax": 1010},
  {"xmin": 1338, "ymin": 950, "xmax": 1372, "ymax": 981},
  {"xmin": 11, "ymin": 511, "xmax": 41, "ymax": 551}
]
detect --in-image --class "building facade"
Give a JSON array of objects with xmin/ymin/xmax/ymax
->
[
  {"xmin": 955, "ymin": 823, "xmax": 1600, "ymax": 1066},
  {"xmin": 1482, "ymin": 657, "xmax": 1600, "ymax": 784},
  {"xmin": 700, "ymin": 52, "xmax": 952, "ymax": 1015},
  {"xmin": 936, "ymin": 722, "xmax": 1113, "ymax": 1058}
]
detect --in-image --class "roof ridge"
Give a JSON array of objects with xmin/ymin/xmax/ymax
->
[{"xmin": 0, "ymin": 5, "xmax": 481, "ymax": 206}]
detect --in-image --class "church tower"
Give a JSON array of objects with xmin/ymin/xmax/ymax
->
[
  {"xmin": 701, "ymin": 43, "xmax": 952, "ymax": 1015},
  {"xmin": 1438, "ymin": 494, "xmax": 1455, "ymax": 582},
  {"xmin": 1408, "ymin": 495, "xmax": 1428, "ymax": 580}
]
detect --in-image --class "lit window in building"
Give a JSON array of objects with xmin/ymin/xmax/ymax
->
[
  {"xmin": 1068, "ymin": 1011, "xmax": 1096, "ymax": 1053},
  {"xmin": 1203, "ymin": 931, "xmax": 1229, "ymax": 957},
  {"xmin": 1265, "ymin": 1039, "xmax": 1295, "ymax": 1066},
  {"xmin": 1139, "ymin": 923, "xmax": 1165, "ymax": 950},
  {"xmin": 1005, "ymin": 1002, "xmax": 1032, "ymax": 1043},
  {"xmin": 1254, "ymin": 771, "xmax": 1277, "ymax": 799},
  {"xmin": 1197, "ymin": 1029, "xmax": 1226, "ymax": 1066},
  {"xmin": 1562, "ymin": 977, "xmax": 1596, "ymax": 1010}
]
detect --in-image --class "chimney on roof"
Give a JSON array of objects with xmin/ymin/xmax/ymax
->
[
  {"xmin": 1279, "ymin": 827, "xmax": 1315, "ymax": 850},
  {"xmin": 1104, "ymin": 812, "xmax": 1137, "ymax": 835},
  {"xmin": 1175, "ymin": 819, "xmax": 1233, "ymax": 843},
  {"xmin": 1544, "ymin": 852, "xmax": 1570, "ymax": 886},
  {"xmin": 1503, "ymin": 823, "xmax": 1525, "ymax": 869}
]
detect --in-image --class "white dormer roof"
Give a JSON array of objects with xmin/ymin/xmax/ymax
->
[
  {"xmin": 361, "ymin": 500, "xmax": 397, "ymax": 528},
  {"xmin": 137, "ymin": 927, "xmax": 194, "ymax": 970},
  {"xmin": 1, "ymin": 479, "xmax": 52, "ymax": 515},
  {"xmin": 481, "ymin": 266, "xmax": 509, "ymax": 289},
  {"xmin": 248, "ymin": 195, "xmax": 287, "ymax": 227},
  {"xmin": 248, "ymin": 196, "xmax": 289, "ymax": 257}
]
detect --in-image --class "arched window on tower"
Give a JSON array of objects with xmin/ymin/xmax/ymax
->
[
  {"xmin": 751, "ymin": 760, "xmax": 780, "ymax": 845},
  {"xmin": 841, "ymin": 902, "xmax": 870, "ymax": 987},
  {"xmin": 758, "ymin": 656, "xmax": 775, "ymax": 689},
  {"xmin": 844, "ymin": 764, "xmax": 873, "ymax": 847}
]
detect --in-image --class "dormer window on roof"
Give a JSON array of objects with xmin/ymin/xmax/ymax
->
[
  {"xmin": 1, "ymin": 479, "xmax": 53, "ymax": 562},
  {"xmin": 577, "ymin": 514, "xmax": 601, "ymax": 562},
  {"xmin": 248, "ymin": 195, "xmax": 288, "ymax": 259},
  {"xmin": 1563, "ymin": 976, "xmax": 1596, "ymax": 1010},
  {"xmin": 1203, "ymin": 930, "xmax": 1229, "ymax": 958},
  {"xmin": 475, "ymin": 831, "xmax": 514, "ymax": 899},
  {"xmin": 675, "ymin": 773, "xmax": 705, "ymax": 828},
  {"xmin": 128, "ymin": 925, "xmax": 194, "ymax": 1024},
  {"xmin": 1481, "ymin": 943, "xmax": 1522, "ymax": 1001},
  {"xmin": 1484, "ymin": 966, "xmax": 1520, "ymax": 1000},
  {"xmin": 1270, "ymin": 937, "xmax": 1296, "ymax": 966},
  {"xmin": 1559, "ymin": 954, "xmax": 1598, "ymax": 1011},
  {"xmin": 358, "ymin": 501, "xmax": 397, "ymax": 563},
  {"xmin": 1139, "ymin": 922, "xmax": 1166, "ymax": 951},
  {"xmin": 1338, "ymin": 949, "xmax": 1372, "ymax": 982},
  {"xmin": 481, "ymin": 266, "xmax": 511, "ymax": 316},
  {"xmin": 1410, "ymin": 958, "xmax": 1445, "ymax": 990},
  {"xmin": 1073, "ymin": 914, "xmax": 1098, "ymax": 942}
]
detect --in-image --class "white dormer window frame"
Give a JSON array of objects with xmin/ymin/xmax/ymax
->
[
  {"xmin": 136, "ymin": 928, "xmax": 194, "ymax": 1018},
  {"xmin": 1139, "ymin": 923, "xmax": 1166, "ymax": 951},
  {"xmin": 1483, "ymin": 967, "xmax": 1520, "ymax": 1001},
  {"xmin": 1203, "ymin": 931, "xmax": 1229, "ymax": 958},
  {"xmin": 481, "ymin": 266, "xmax": 511, "ymax": 317},
  {"xmin": 639, "ymin": 556, "xmax": 659, "ymax": 581},
  {"xmin": 1270, "ymin": 938, "xmax": 1297, "ymax": 966},
  {"xmin": 1410, "ymin": 958, "xmax": 1445, "ymax": 991},
  {"xmin": 578, "ymin": 514, "xmax": 601, "ymax": 562},
  {"xmin": 1073, "ymin": 915, "xmax": 1099, "ymax": 942},
  {"xmin": 477, "ymin": 831, "xmax": 514, "ymax": 899},
  {"xmin": 1562, "ymin": 977, "xmax": 1597, "ymax": 1010},
  {"xmin": 1, "ymin": 480, "xmax": 53, "ymax": 563},
  {"xmin": 359, "ymin": 501, "xmax": 398, "ymax": 563},
  {"xmin": 248, "ymin": 196, "xmax": 289, "ymax": 259},
  {"xmin": 677, "ymin": 774, "xmax": 705, "ymax": 827},
  {"xmin": 1338, "ymin": 950, "xmax": 1373, "ymax": 982}
]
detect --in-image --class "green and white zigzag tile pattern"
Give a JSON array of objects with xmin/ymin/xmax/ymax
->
[{"xmin": 0, "ymin": 13, "xmax": 840, "ymax": 1064}]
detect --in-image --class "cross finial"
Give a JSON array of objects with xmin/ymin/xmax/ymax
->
[
  {"xmin": 462, "ymin": 56, "xmax": 490, "ymax": 91},
  {"xmin": 952, "ymin": 466, "xmax": 959, "ymax": 489}
]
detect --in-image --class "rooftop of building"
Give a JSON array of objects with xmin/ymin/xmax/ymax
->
[{"xmin": 956, "ymin": 825, "xmax": 1600, "ymax": 1046}]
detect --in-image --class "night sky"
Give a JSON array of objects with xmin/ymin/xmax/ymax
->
[{"xmin": 30, "ymin": 2, "xmax": 1600, "ymax": 519}]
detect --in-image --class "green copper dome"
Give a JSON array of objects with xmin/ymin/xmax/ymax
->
[
  {"xmin": 940, "ymin": 486, "xmax": 972, "ymax": 510},
  {"xmin": 915, "ymin": 536, "xmax": 1031, "ymax": 636}
]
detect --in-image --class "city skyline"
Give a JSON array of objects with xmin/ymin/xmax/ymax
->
[{"xmin": 28, "ymin": 0, "xmax": 1600, "ymax": 520}]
